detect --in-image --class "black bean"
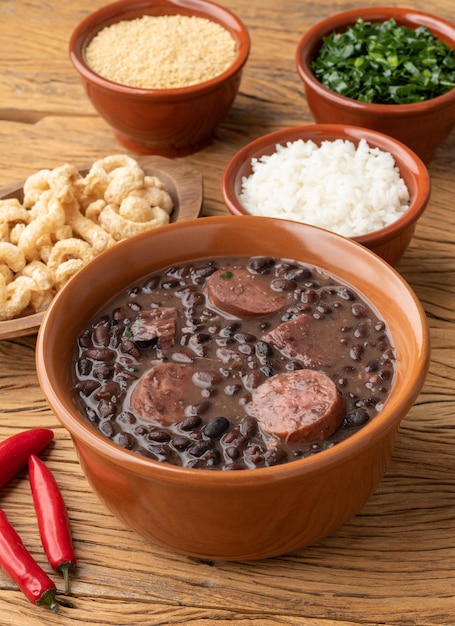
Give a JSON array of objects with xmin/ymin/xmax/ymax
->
[
  {"xmin": 248, "ymin": 257, "xmax": 275, "ymax": 274},
  {"xmin": 193, "ymin": 370, "xmax": 222, "ymax": 387},
  {"xmin": 120, "ymin": 340, "xmax": 141, "ymax": 358},
  {"xmin": 355, "ymin": 321, "xmax": 370, "ymax": 338},
  {"xmin": 225, "ymin": 446, "xmax": 240, "ymax": 460},
  {"xmin": 316, "ymin": 302, "xmax": 332, "ymax": 314},
  {"xmin": 260, "ymin": 364, "xmax": 276, "ymax": 377},
  {"xmin": 127, "ymin": 286, "xmax": 141, "ymax": 297},
  {"xmin": 365, "ymin": 359, "xmax": 380, "ymax": 373},
  {"xmin": 188, "ymin": 440, "xmax": 214, "ymax": 457},
  {"xmin": 233, "ymin": 332, "xmax": 257, "ymax": 344},
  {"xmin": 350, "ymin": 344, "xmax": 364, "ymax": 361},
  {"xmin": 343, "ymin": 408, "xmax": 370, "ymax": 427},
  {"xmin": 114, "ymin": 370, "xmax": 139, "ymax": 389},
  {"xmin": 244, "ymin": 452, "xmax": 264, "ymax": 466},
  {"xmin": 204, "ymin": 416, "xmax": 230, "ymax": 439},
  {"xmin": 242, "ymin": 370, "xmax": 264, "ymax": 391},
  {"xmin": 99, "ymin": 420, "xmax": 116, "ymax": 438},
  {"xmin": 93, "ymin": 381, "xmax": 122, "ymax": 401},
  {"xmin": 264, "ymin": 446, "xmax": 288, "ymax": 466},
  {"xmin": 114, "ymin": 433, "xmax": 134, "ymax": 449},
  {"xmin": 116, "ymin": 411, "xmax": 136, "ymax": 425},
  {"xmin": 92, "ymin": 364, "xmax": 113, "ymax": 381},
  {"xmin": 238, "ymin": 344, "xmax": 254, "ymax": 356},
  {"xmin": 255, "ymin": 340, "xmax": 273, "ymax": 359},
  {"xmin": 379, "ymin": 368, "xmax": 393, "ymax": 381},
  {"xmin": 204, "ymin": 450, "xmax": 222, "ymax": 467},
  {"xmin": 193, "ymin": 263, "xmax": 217, "ymax": 279},
  {"xmin": 134, "ymin": 425, "xmax": 150, "ymax": 437},
  {"xmin": 146, "ymin": 430, "xmax": 171, "ymax": 443},
  {"xmin": 271, "ymin": 278, "xmax": 297, "ymax": 292},
  {"xmin": 142, "ymin": 276, "xmax": 160, "ymax": 292},
  {"xmin": 180, "ymin": 415, "xmax": 202, "ymax": 431},
  {"xmin": 184, "ymin": 400, "xmax": 211, "ymax": 418},
  {"xmin": 219, "ymin": 322, "xmax": 241, "ymax": 337},
  {"xmin": 224, "ymin": 383, "xmax": 242, "ymax": 396},
  {"xmin": 151, "ymin": 443, "xmax": 174, "ymax": 458},
  {"xmin": 77, "ymin": 357, "xmax": 92, "ymax": 376},
  {"xmin": 337, "ymin": 287, "xmax": 356, "ymax": 300},
  {"xmin": 93, "ymin": 324, "xmax": 110, "ymax": 346},
  {"xmin": 184, "ymin": 291, "xmax": 205, "ymax": 307},
  {"xmin": 85, "ymin": 347, "xmax": 116, "ymax": 362},
  {"xmin": 285, "ymin": 360, "xmax": 303, "ymax": 371},
  {"xmin": 78, "ymin": 330, "xmax": 93, "ymax": 349},
  {"xmin": 301, "ymin": 289, "xmax": 318, "ymax": 304},
  {"xmin": 171, "ymin": 436, "xmax": 191, "ymax": 451},
  {"xmin": 239, "ymin": 416, "xmax": 258, "ymax": 437},
  {"xmin": 97, "ymin": 400, "xmax": 117, "ymax": 419},
  {"xmin": 283, "ymin": 267, "xmax": 312, "ymax": 281},
  {"xmin": 351, "ymin": 303, "xmax": 367, "ymax": 318},
  {"xmin": 161, "ymin": 278, "xmax": 181, "ymax": 290},
  {"xmin": 74, "ymin": 380, "xmax": 100, "ymax": 396}
]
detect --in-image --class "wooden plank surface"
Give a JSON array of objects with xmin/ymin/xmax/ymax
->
[{"xmin": 0, "ymin": 0, "xmax": 454, "ymax": 624}]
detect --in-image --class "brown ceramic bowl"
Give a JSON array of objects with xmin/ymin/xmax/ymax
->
[
  {"xmin": 69, "ymin": 0, "xmax": 250, "ymax": 156},
  {"xmin": 221, "ymin": 124, "xmax": 431, "ymax": 266},
  {"xmin": 36, "ymin": 216, "xmax": 430, "ymax": 560},
  {"xmin": 295, "ymin": 7, "xmax": 455, "ymax": 163}
]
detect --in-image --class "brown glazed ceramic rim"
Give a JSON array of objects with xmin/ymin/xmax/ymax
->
[
  {"xmin": 295, "ymin": 6, "xmax": 455, "ymax": 116},
  {"xmin": 36, "ymin": 215, "xmax": 431, "ymax": 488},
  {"xmin": 69, "ymin": 0, "xmax": 250, "ymax": 99},
  {"xmin": 221, "ymin": 124, "xmax": 431, "ymax": 248}
]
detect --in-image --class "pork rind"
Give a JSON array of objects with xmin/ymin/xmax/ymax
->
[{"xmin": 0, "ymin": 155, "xmax": 173, "ymax": 321}]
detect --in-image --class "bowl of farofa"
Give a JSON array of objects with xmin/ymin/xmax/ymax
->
[
  {"xmin": 295, "ymin": 7, "xmax": 455, "ymax": 163},
  {"xmin": 37, "ymin": 215, "xmax": 430, "ymax": 560},
  {"xmin": 221, "ymin": 124, "xmax": 431, "ymax": 266},
  {"xmin": 69, "ymin": 0, "xmax": 250, "ymax": 156}
]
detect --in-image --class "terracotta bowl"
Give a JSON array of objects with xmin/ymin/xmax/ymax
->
[
  {"xmin": 69, "ymin": 0, "xmax": 250, "ymax": 157},
  {"xmin": 221, "ymin": 124, "xmax": 431, "ymax": 267},
  {"xmin": 295, "ymin": 7, "xmax": 455, "ymax": 163},
  {"xmin": 36, "ymin": 216, "xmax": 430, "ymax": 560}
]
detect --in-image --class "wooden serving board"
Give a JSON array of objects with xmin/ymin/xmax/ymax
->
[{"xmin": 0, "ymin": 155, "xmax": 203, "ymax": 340}]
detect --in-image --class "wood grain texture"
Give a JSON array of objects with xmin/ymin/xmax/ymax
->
[{"xmin": 0, "ymin": 0, "xmax": 454, "ymax": 624}]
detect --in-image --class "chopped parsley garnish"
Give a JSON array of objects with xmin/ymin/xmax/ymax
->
[
  {"xmin": 220, "ymin": 271, "xmax": 234, "ymax": 280},
  {"xmin": 311, "ymin": 18, "xmax": 455, "ymax": 104}
]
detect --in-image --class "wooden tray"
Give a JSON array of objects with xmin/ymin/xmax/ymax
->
[{"xmin": 0, "ymin": 155, "xmax": 203, "ymax": 340}]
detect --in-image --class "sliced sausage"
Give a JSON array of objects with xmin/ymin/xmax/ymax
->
[
  {"xmin": 261, "ymin": 314, "xmax": 328, "ymax": 367},
  {"xmin": 206, "ymin": 267, "xmax": 286, "ymax": 317},
  {"xmin": 130, "ymin": 362, "xmax": 192, "ymax": 424},
  {"xmin": 250, "ymin": 369, "xmax": 345, "ymax": 443},
  {"xmin": 130, "ymin": 307, "xmax": 177, "ymax": 350}
]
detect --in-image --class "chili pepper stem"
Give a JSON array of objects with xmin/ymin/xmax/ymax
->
[
  {"xmin": 36, "ymin": 588, "xmax": 59, "ymax": 613},
  {"xmin": 58, "ymin": 562, "xmax": 73, "ymax": 594}
]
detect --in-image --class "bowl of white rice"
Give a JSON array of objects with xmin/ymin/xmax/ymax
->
[{"xmin": 221, "ymin": 124, "xmax": 431, "ymax": 266}]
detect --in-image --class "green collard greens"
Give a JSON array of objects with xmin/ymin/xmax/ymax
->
[{"xmin": 311, "ymin": 18, "xmax": 455, "ymax": 104}]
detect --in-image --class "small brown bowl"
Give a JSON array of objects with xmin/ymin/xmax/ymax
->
[
  {"xmin": 221, "ymin": 124, "xmax": 431, "ymax": 266},
  {"xmin": 295, "ymin": 7, "xmax": 455, "ymax": 163},
  {"xmin": 69, "ymin": 0, "xmax": 250, "ymax": 156},
  {"xmin": 36, "ymin": 215, "xmax": 430, "ymax": 560}
]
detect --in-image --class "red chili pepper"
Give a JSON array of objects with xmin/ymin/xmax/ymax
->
[
  {"xmin": 28, "ymin": 454, "xmax": 77, "ymax": 594},
  {"xmin": 0, "ymin": 428, "xmax": 54, "ymax": 490},
  {"xmin": 0, "ymin": 509, "xmax": 58, "ymax": 612}
]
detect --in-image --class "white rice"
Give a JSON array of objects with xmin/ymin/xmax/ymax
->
[{"xmin": 239, "ymin": 138, "xmax": 410, "ymax": 237}]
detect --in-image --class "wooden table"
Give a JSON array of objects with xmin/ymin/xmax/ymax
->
[{"xmin": 0, "ymin": 0, "xmax": 454, "ymax": 624}]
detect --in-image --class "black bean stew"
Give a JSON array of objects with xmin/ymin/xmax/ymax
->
[{"xmin": 73, "ymin": 256, "xmax": 396, "ymax": 470}]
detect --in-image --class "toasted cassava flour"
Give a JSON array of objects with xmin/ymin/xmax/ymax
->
[
  {"xmin": 85, "ymin": 14, "xmax": 237, "ymax": 89},
  {"xmin": 239, "ymin": 138, "xmax": 411, "ymax": 237}
]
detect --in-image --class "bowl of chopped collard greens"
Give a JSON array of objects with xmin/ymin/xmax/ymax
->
[{"xmin": 296, "ymin": 7, "xmax": 455, "ymax": 163}]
